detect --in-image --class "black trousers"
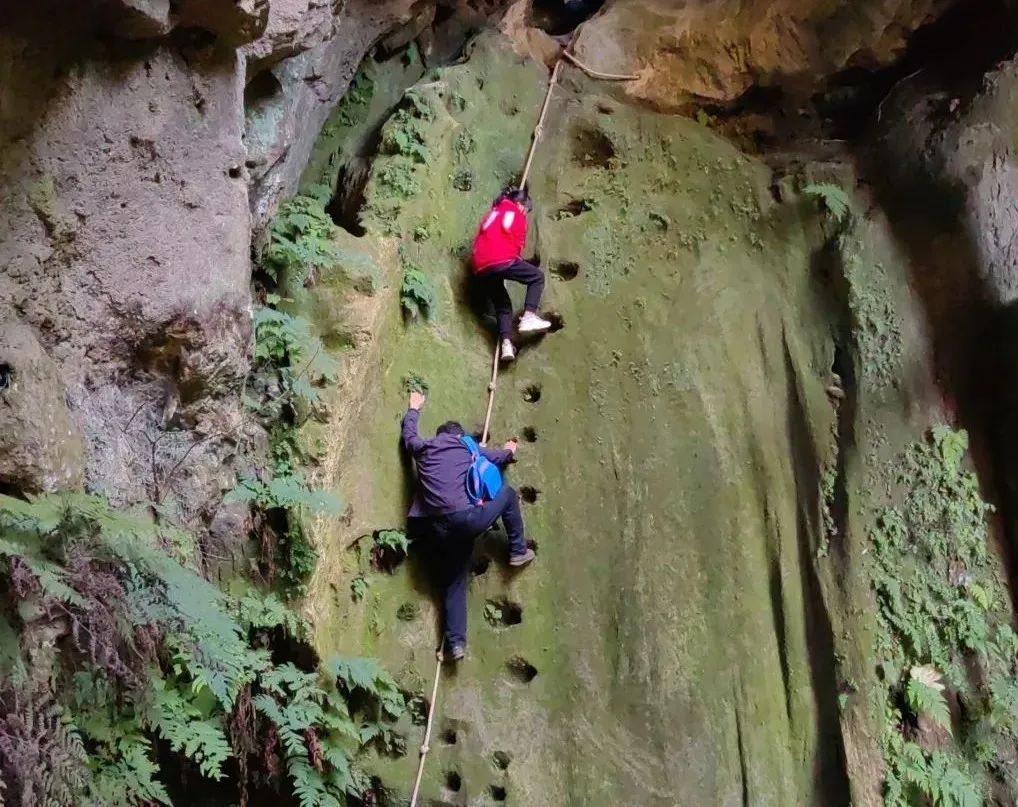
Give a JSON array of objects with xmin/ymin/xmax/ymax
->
[
  {"xmin": 425, "ymin": 486, "xmax": 527, "ymax": 648},
  {"xmin": 478, "ymin": 259, "xmax": 546, "ymax": 339}
]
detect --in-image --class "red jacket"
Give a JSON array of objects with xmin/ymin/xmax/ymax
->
[{"xmin": 471, "ymin": 199, "xmax": 527, "ymax": 272}]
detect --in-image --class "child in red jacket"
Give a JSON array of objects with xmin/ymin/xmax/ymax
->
[{"xmin": 471, "ymin": 187, "xmax": 551, "ymax": 362}]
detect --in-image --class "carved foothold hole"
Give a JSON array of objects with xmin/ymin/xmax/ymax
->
[
  {"xmin": 556, "ymin": 199, "xmax": 595, "ymax": 219},
  {"xmin": 520, "ymin": 486, "xmax": 540, "ymax": 504},
  {"xmin": 544, "ymin": 312, "xmax": 565, "ymax": 332},
  {"xmin": 490, "ymin": 784, "xmax": 508, "ymax": 801},
  {"xmin": 522, "ymin": 384, "xmax": 541, "ymax": 403},
  {"xmin": 522, "ymin": 426, "xmax": 537, "ymax": 442},
  {"xmin": 0, "ymin": 364, "xmax": 12, "ymax": 391},
  {"xmin": 526, "ymin": 538, "xmax": 539, "ymax": 555},
  {"xmin": 492, "ymin": 750, "xmax": 511, "ymax": 771},
  {"xmin": 571, "ymin": 123, "xmax": 616, "ymax": 168},
  {"xmin": 440, "ymin": 728, "xmax": 458, "ymax": 746},
  {"xmin": 444, "ymin": 771, "xmax": 462, "ymax": 792},
  {"xmin": 552, "ymin": 261, "xmax": 580, "ymax": 280},
  {"xmin": 485, "ymin": 597, "xmax": 523, "ymax": 628},
  {"xmin": 507, "ymin": 656, "xmax": 538, "ymax": 683},
  {"xmin": 472, "ymin": 556, "xmax": 491, "ymax": 576}
]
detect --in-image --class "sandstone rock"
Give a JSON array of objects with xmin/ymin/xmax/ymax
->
[
  {"xmin": 243, "ymin": 0, "xmax": 340, "ymax": 71},
  {"xmin": 0, "ymin": 319, "xmax": 86, "ymax": 493},
  {"xmin": 177, "ymin": 0, "xmax": 270, "ymax": 45},
  {"xmin": 574, "ymin": 0, "xmax": 952, "ymax": 108},
  {"xmin": 1, "ymin": 5, "xmax": 252, "ymax": 500},
  {"xmin": 106, "ymin": 0, "xmax": 172, "ymax": 39}
]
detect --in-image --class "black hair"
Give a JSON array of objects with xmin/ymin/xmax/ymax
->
[
  {"xmin": 495, "ymin": 185, "xmax": 531, "ymax": 207},
  {"xmin": 436, "ymin": 421, "xmax": 465, "ymax": 436}
]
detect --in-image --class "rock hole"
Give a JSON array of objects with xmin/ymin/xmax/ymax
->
[
  {"xmin": 471, "ymin": 556, "xmax": 492, "ymax": 576},
  {"xmin": 228, "ymin": 165, "xmax": 242, "ymax": 179},
  {"xmin": 444, "ymin": 771, "xmax": 462, "ymax": 792},
  {"xmin": 556, "ymin": 199, "xmax": 595, "ymax": 219},
  {"xmin": 552, "ymin": 261, "xmax": 580, "ymax": 280},
  {"xmin": 440, "ymin": 727, "xmax": 458, "ymax": 745},
  {"xmin": 484, "ymin": 597, "xmax": 523, "ymax": 628},
  {"xmin": 489, "ymin": 784, "xmax": 508, "ymax": 801},
  {"xmin": 244, "ymin": 68, "xmax": 282, "ymax": 110},
  {"xmin": 522, "ymin": 384, "xmax": 542, "ymax": 403},
  {"xmin": 0, "ymin": 364, "xmax": 12, "ymax": 391},
  {"xmin": 520, "ymin": 486, "xmax": 540, "ymax": 504},
  {"xmin": 507, "ymin": 656, "xmax": 538, "ymax": 683},
  {"xmin": 492, "ymin": 751, "xmax": 511, "ymax": 771},
  {"xmin": 327, "ymin": 160, "xmax": 369, "ymax": 237},
  {"xmin": 522, "ymin": 426, "xmax": 538, "ymax": 442},
  {"xmin": 543, "ymin": 312, "xmax": 565, "ymax": 333},
  {"xmin": 396, "ymin": 602, "xmax": 419, "ymax": 622},
  {"xmin": 597, "ymin": 103, "xmax": 615, "ymax": 115},
  {"xmin": 571, "ymin": 123, "xmax": 616, "ymax": 169}
]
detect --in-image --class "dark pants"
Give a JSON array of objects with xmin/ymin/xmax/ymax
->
[
  {"xmin": 479, "ymin": 259, "xmax": 546, "ymax": 339},
  {"xmin": 428, "ymin": 485, "xmax": 527, "ymax": 648}
]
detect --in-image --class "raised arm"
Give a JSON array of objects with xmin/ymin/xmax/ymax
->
[{"xmin": 401, "ymin": 393, "xmax": 428, "ymax": 456}]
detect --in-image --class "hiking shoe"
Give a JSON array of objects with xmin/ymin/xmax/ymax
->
[
  {"xmin": 446, "ymin": 644, "xmax": 466, "ymax": 662},
  {"xmin": 518, "ymin": 311, "xmax": 552, "ymax": 333},
  {"xmin": 508, "ymin": 548, "xmax": 536, "ymax": 568},
  {"xmin": 500, "ymin": 339, "xmax": 516, "ymax": 362}
]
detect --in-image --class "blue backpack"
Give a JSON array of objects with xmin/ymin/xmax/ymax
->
[{"xmin": 461, "ymin": 435, "xmax": 503, "ymax": 505}]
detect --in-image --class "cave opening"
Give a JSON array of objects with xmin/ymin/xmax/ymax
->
[
  {"xmin": 814, "ymin": 0, "xmax": 1018, "ymax": 140},
  {"xmin": 530, "ymin": 0, "xmax": 607, "ymax": 36}
]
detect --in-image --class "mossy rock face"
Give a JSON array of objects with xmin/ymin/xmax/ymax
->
[{"xmin": 297, "ymin": 34, "xmax": 951, "ymax": 806}]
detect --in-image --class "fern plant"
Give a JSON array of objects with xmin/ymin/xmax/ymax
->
[
  {"xmin": 803, "ymin": 183, "xmax": 851, "ymax": 223},
  {"xmin": 906, "ymin": 665, "xmax": 951, "ymax": 734},
  {"xmin": 400, "ymin": 266, "xmax": 435, "ymax": 320},
  {"xmin": 262, "ymin": 192, "xmax": 341, "ymax": 284},
  {"xmin": 0, "ymin": 493, "xmax": 406, "ymax": 805}
]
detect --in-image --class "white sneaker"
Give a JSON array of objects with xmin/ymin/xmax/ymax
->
[
  {"xmin": 518, "ymin": 311, "xmax": 552, "ymax": 333},
  {"xmin": 500, "ymin": 339, "xmax": 516, "ymax": 362}
]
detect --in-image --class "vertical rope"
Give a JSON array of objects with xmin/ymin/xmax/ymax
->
[
  {"xmin": 409, "ymin": 641, "xmax": 445, "ymax": 807},
  {"xmin": 480, "ymin": 341, "xmax": 502, "ymax": 446},
  {"xmin": 518, "ymin": 57, "xmax": 564, "ymax": 191}
]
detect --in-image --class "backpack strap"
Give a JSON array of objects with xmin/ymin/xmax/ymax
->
[{"xmin": 460, "ymin": 435, "xmax": 483, "ymax": 505}]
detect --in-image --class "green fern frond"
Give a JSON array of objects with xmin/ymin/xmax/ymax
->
[{"xmin": 803, "ymin": 183, "xmax": 850, "ymax": 222}]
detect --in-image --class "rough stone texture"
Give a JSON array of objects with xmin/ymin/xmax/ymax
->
[
  {"xmin": 244, "ymin": 0, "xmax": 513, "ymax": 231},
  {"xmin": 875, "ymin": 58, "xmax": 1018, "ymax": 305},
  {"xmin": 0, "ymin": 2, "xmax": 251, "ymax": 506},
  {"xmin": 572, "ymin": 0, "xmax": 952, "ymax": 107},
  {"xmin": 0, "ymin": 319, "xmax": 86, "ymax": 493},
  {"xmin": 296, "ymin": 35, "xmax": 955, "ymax": 805},
  {"xmin": 105, "ymin": 0, "xmax": 173, "ymax": 39}
]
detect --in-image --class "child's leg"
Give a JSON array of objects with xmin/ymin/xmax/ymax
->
[
  {"xmin": 481, "ymin": 273, "xmax": 514, "ymax": 338},
  {"xmin": 502, "ymin": 259, "xmax": 545, "ymax": 313}
]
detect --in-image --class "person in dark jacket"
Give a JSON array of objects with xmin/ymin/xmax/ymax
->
[{"xmin": 402, "ymin": 389, "xmax": 535, "ymax": 661}]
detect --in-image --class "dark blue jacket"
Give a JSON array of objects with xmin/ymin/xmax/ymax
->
[{"xmin": 402, "ymin": 409, "xmax": 513, "ymax": 516}]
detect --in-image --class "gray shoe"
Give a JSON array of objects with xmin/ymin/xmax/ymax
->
[
  {"xmin": 444, "ymin": 644, "xmax": 465, "ymax": 662},
  {"xmin": 508, "ymin": 548, "xmax": 536, "ymax": 568}
]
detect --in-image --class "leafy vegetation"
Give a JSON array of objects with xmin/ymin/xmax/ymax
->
[
  {"xmin": 400, "ymin": 265, "xmax": 436, "ymax": 320},
  {"xmin": 245, "ymin": 304, "xmax": 343, "ymax": 598},
  {"xmin": 335, "ymin": 68, "xmax": 374, "ymax": 128},
  {"xmin": 868, "ymin": 427, "xmax": 1018, "ymax": 805},
  {"xmin": 0, "ymin": 494, "xmax": 405, "ymax": 805},
  {"xmin": 371, "ymin": 530, "xmax": 410, "ymax": 573},
  {"xmin": 380, "ymin": 87, "xmax": 435, "ymax": 164},
  {"xmin": 803, "ymin": 183, "xmax": 851, "ymax": 223},
  {"xmin": 261, "ymin": 189, "xmax": 341, "ymax": 285}
]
